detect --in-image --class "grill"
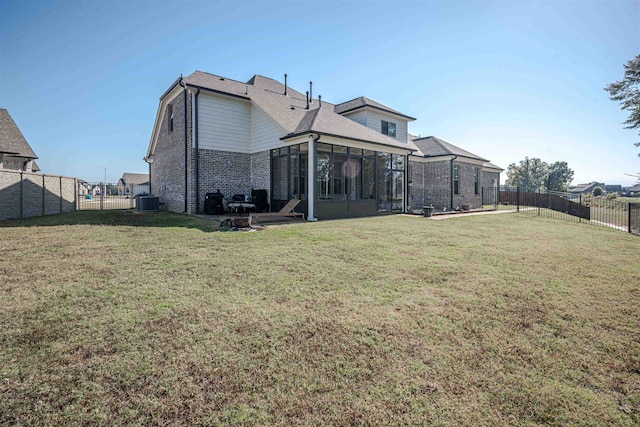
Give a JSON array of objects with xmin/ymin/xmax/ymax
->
[{"xmin": 204, "ymin": 191, "xmax": 225, "ymax": 215}]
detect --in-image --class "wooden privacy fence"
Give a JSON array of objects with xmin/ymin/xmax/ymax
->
[{"xmin": 0, "ymin": 170, "xmax": 76, "ymax": 221}]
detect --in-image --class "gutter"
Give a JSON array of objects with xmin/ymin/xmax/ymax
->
[
  {"xmin": 281, "ymin": 131, "xmax": 417, "ymax": 153},
  {"xmin": 450, "ymin": 155, "xmax": 458, "ymax": 210},
  {"xmin": 194, "ymin": 89, "xmax": 200, "ymax": 213}
]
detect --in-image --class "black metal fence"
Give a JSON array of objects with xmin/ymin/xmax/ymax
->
[
  {"xmin": 76, "ymin": 181, "xmax": 149, "ymax": 210},
  {"xmin": 489, "ymin": 187, "xmax": 640, "ymax": 235}
]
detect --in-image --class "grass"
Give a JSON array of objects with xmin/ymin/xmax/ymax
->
[{"xmin": 1, "ymin": 210, "xmax": 639, "ymax": 426}]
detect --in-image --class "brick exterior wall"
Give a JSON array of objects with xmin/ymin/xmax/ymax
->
[
  {"xmin": 0, "ymin": 170, "xmax": 76, "ymax": 221},
  {"xmin": 409, "ymin": 159, "xmax": 487, "ymax": 211},
  {"xmin": 482, "ymin": 171, "xmax": 500, "ymax": 189},
  {"xmin": 190, "ymin": 149, "xmax": 270, "ymax": 213},
  {"xmin": 151, "ymin": 89, "xmax": 274, "ymax": 214},
  {"xmin": 150, "ymin": 90, "xmax": 191, "ymax": 213},
  {"xmin": 409, "ymin": 160, "xmax": 451, "ymax": 211},
  {"xmin": 452, "ymin": 161, "xmax": 483, "ymax": 209}
]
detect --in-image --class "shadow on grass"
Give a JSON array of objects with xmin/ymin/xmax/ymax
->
[{"xmin": 0, "ymin": 210, "xmax": 223, "ymax": 232}]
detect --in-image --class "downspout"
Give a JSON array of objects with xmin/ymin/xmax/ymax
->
[
  {"xmin": 450, "ymin": 155, "xmax": 458, "ymax": 210},
  {"xmin": 180, "ymin": 79, "xmax": 188, "ymax": 213},
  {"xmin": 307, "ymin": 133, "xmax": 320, "ymax": 221},
  {"xmin": 195, "ymin": 89, "xmax": 201, "ymax": 213}
]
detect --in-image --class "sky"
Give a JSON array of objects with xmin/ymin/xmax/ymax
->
[{"xmin": 1, "ymin": 0, "xmax": 639, "ymax": 186}]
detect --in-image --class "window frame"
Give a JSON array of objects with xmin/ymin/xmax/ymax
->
[
  {"xmin": 381, "ymin": 120, "xmax": 396, "ymax": 138},
  {"xmin": 453, "ymin": 165, "xmax": 460, "ymax": 195},
  {"xmin": 474, "ymin": 167, "xmax": 480, "ymax": 195}
]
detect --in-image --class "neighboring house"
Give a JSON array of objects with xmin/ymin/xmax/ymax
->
[
  {"xmin": 145, "ymin": 71, "xmax": 501, "ymax": 219},
  {"xmin": 570, "ymin": 182, "xmax": 605, "ymax": 194},
  {"xmin": 0, "ymin": 109, "xmax": 39, "ymax": 172},
  {"xmin": 117, "ymin": 173, "xmax": 150, "ymax": 196},
  {"xmin": 627, "ymin": 183, "xmax": 640, "ymax": 196},
  {"xmin": 604, "ymin": 184, "xmax": 623, "ymax": 193},
  {"xmin": 77, "ymin": 180, "xmax": 92, "ymax": 195}
]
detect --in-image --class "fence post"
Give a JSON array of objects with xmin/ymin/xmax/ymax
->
[
  {"xmin": 629, "ymin": 204, "xmax": 632, "ymax": 234},
  {"xmin": 20, "ymin": 171, "xmax": 24, "ymax": 219},
  {"xmin": 100, "ymin": 182, "xmax": 104, "ymax": 210},
  {"xmin": 517, "ymin": 187, "xmax": 520, "ymax": 213},
  {"xmin": 579, "ymin": 194, "xmax": 582, "ymax": 223},
  {"xmin": 538, "ymin": 189, "xmax": 541, "ymax": 216},
  {"xmin": 42, "ymin": 174, "xmax": 46, "ymax": 216}
]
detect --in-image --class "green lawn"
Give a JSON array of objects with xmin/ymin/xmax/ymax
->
[{"xmin": 1, "ymin": 210, "xmax": 638, "ymax": 426}]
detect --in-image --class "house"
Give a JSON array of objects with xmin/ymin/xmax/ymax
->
[
  {"xmin": 604, "ymin": 184, "xmax": 623, "ymax": 193},
  {"xmin": 627, "ymin": 183, "xmax": 640, "ymax": 196},
  {"xmin": 409, "ymin": 136, "xmax": 501, "ymax": 211},
  {"xmin": 0, "ymin": 109, "xmax": 40, "ymax": 172},
  {"xmin": 145, "ymin": 71, "xmax": 501, "ymax": 219},
  {"xmin": 117, "ymin": 173, "xmax": 150, "ymax": 196},
  {"xmin": 570, "ymin": 182, "xmax": 605, "ymax": 194}
]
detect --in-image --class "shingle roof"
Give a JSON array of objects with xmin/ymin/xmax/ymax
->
[
  {"xmin": 334, "ymin": 96, "xmax": 416, "ymax": 120},
  {"xmin": 121, "ymin": 173, "xmax": 149, "ymax": 185},
  {"xmin": 483, "ymin": 162, "xmax": 503, "ymax": 171},
  {"xmin": 0, "ymin": 109, "xmax": 37, "ymax": 159},
  {"xmin": 284, "ymin": 104, "xmax": 416, "ymax": 151},
  {"xmin": 411, "ymin": 136, "xmax": 488, "ymax": 162},
  {"xmin": 570, "ymin": 182, "xmax": 604, "ymax": 193},
  {"xmin": 180, "ymin": 71, "xmax": 415, "ymax": 152}
]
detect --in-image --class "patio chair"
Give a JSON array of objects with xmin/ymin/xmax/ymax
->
[{"xmin": 250, "ymin": 199, "xmax": 305, "ymax": 222}]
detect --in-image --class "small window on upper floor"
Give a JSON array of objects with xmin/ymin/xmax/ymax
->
[
  {"xmin": 168, "ymin": 105, "xmax": 174, "ymax": 132},
  {"xmin": 381, "ymin": 120, "xmax": 396, "ymax": 138}
]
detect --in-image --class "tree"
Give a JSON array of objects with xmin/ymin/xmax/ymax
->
[
  {"xmin": 547, "ymin": 161, "xmax": 574, "ymax": 192},
  {"xmin": 593, "ymin": 186, "xmax": 603, "ymax": 197},
  {"xmin": 505, "ymin": 157, "xmax": 549, "ymax": 189},
  {"xmin": 604, "ymin": 54, "xmax": 640, "ymax": 154},
  {"xmin": 506, "ymin": 157, "xmax": 574, "ymax": 191}
]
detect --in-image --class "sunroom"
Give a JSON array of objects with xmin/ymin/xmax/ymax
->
[{"xmin": 270, "ymin": 130, "xmax": 415, "ymax": 220}]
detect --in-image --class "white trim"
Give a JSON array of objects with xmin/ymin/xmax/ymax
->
[
  {"xmin": 316, "ymin": 135, "xmax": 413, "ymax": 155},
  {"xmin": 146, "ymin": 84, "xmax": 184, "ymax": 158},
  {"xmin": 409, "ymin": 155, "xmax": 486, "ymax": 166},
  {"xmin": 307, "ymin": 134, "xmax": 317, "ymax": 221}
]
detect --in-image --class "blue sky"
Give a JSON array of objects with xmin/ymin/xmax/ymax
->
[{"xmin": 1, "ymin": 0, "xmax": 638, "ymax": 185}]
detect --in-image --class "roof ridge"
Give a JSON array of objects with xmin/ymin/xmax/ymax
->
[{"xmin": 191, "ymin": 70, "xmax": 249, "ymax": 86}]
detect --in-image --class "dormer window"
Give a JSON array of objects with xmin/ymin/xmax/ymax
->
[
  {"xmin": 381, "ymin": 120, "xmax": 396, "ymax": 138},
  {"xmin": 168, "ymin": 105, "xmax": 174, "ymax": 132}
]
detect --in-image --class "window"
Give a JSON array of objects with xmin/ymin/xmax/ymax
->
[
  {"xmin": 168, "ymin": 105, "xmax": 174, "ymax": 132},
  {"xmin": 381, "ymin": 120, "xmax": 396, "ymax": 138},
  {"xmin": 453, "ymin": 165, "xmax": 459, "ymax": 195},
  {"xmin": 474, "ymin": 167, "xmax": 480, "ymax": 195}
]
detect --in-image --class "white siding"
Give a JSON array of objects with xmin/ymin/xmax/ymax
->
[
  {"xmin": 250, "ymin": 105, "xmax": 286, "ymax": 152},
  {"xmin": 365, "ymin": 110, "xmax": 409, "ymax": 144},
  {"xmin": 198, "ymin": 93, "xmax": 251, "ymax": 153},
  {"xmin": 342, "ymin": 109, "xmax": 409, "ymax": 144},
  {"xmin": 343, "ymin": 111, "xmax": 368, "ymax": 127}
]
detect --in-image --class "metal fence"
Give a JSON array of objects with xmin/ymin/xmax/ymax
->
[
  {"xmin": 493, "ymin": 187, "xmax": 640, "ymax": 235},
  {"xmin": 76, "ymin": 181, "xmax": 149, "ymax": 210}
]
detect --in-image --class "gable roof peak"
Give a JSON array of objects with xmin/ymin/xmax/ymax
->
[{"xmin": 0, "ymin": 108, "xmax": 38, "ymax": 159}]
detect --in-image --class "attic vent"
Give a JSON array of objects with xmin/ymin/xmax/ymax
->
[{"xmin": 219, "ymin": 77, "xmax": 224, "ymax": 81}]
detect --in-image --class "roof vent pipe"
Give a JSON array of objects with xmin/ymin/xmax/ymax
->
[
  {"xmin": 309, "ymin": 81, "xmax": 313, "ymax": 104},
  {"xmin": 306, "ymin": 91, "xmax": 310, "ymax": 110},
  {"xmin": 319, "ymin": 95, "xmax": 322, "ymax": 107},
  {"xmin": 284, "ymin": 74, "xmax": 288, "ymax": 96}
]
